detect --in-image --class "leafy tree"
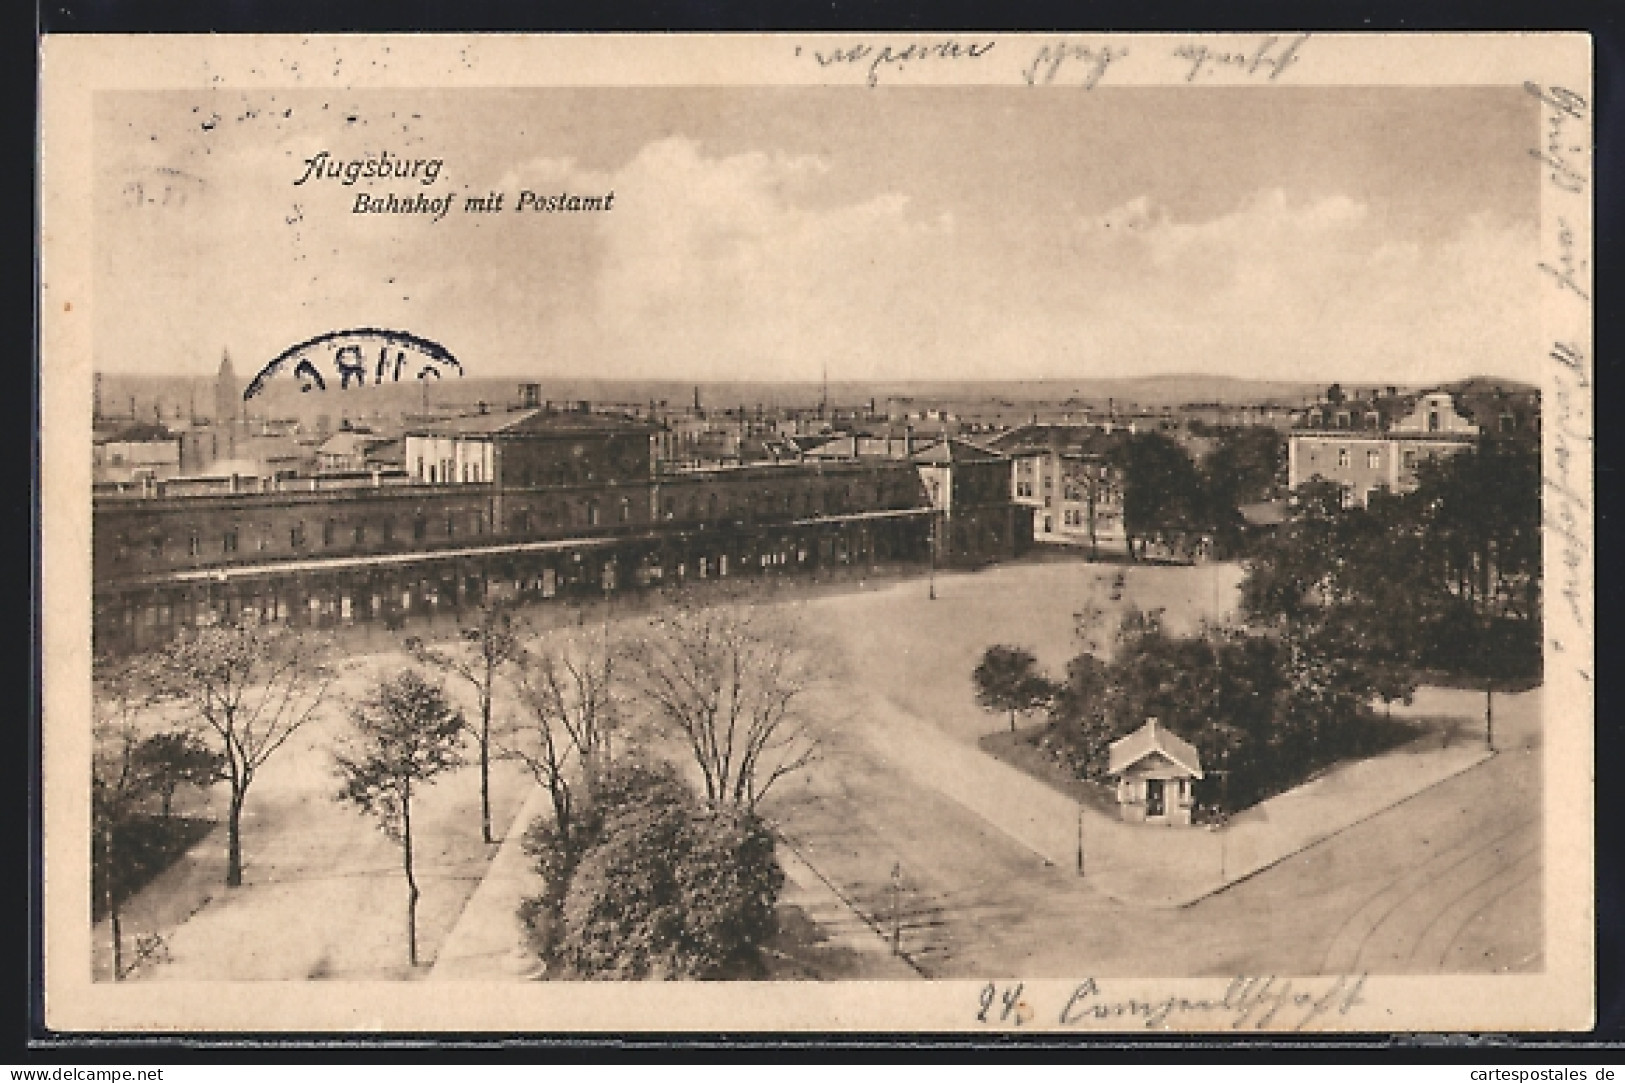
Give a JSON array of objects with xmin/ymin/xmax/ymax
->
[
  {"xmin": 1412, "ymin": 440, "xmax": 1540, "ymax": 618},
  {"xmin": 972, "ymin": 645, "xmax": 1056, "ymax": 733},
  {"xmin": 1112, "ymin": 433, "xmax": 1207, "ymax": 559},
  {"xmin": 335, "ymin": 669, "xmax": 465, "ymax": 967},
  {"xmin": 1036, "ymin": 608, "xmax": 1406, "ymax": 814},
  {"xmin": 413, "ymin": 603, "xmax": 523, "ymax": 844},
  {"xmin": 149, "ymin": 622, "xmax": 333, "ymax": 887},
  {"xmin": 627, "ymin": 602, "xmax": 818, "ymax": 812},
  {"xmin": 1042, "ymin": 651, "xmax": 1117, "ymax": 776},
  {"xmin": 1202, "ymin": 426, "xmax": 1287, "ymax": 554},
  {"xmin": 547, "ymin": 760, "xmax": 783, "ymax": 979},
  {"xmin": 131, "ymin": 730, "xmax": 227, "ymax": 820},
  {"xmin": 1245, "ymin": 438, "xmax": 1540, "ymax": 728}
]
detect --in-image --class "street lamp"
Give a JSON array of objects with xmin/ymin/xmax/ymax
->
[
  {"xmin": 928, "ymin": 510, "xmax": 939, "ymax": 601},
  {"xmin": 890, "ymin": 861, "xmax": 903, "ymax": 955},
  {"xmin": 1208, "ymin": 821, "xmax": 1228, "ymax": 881}
]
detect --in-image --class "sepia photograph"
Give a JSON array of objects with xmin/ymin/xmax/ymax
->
[{"xmin": 39, "ymin": 32, "xmax": 1593, "ymax": 1033}]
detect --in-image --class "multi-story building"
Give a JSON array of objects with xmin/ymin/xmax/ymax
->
[
  {"xmin": 909, "ymin": 437, "xmax": 1033, "ymax": 567},
  {"xmin": 989, "ymin": 425, "xmax": 1128, "ymax": 554},
  {"xmin": 92, "ymin": 427, "xmax": 183, "ymax": 488},
  {"xmin": 1287, "ymin": 390, "xmax": 1484, "ymax": 508},
  {"xmin": 93, "ymin": 398, "xmax": 1032, "ymax": 652}
]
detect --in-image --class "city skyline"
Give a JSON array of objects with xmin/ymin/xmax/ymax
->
[{"xmin": 95, "ymin": 85, "xmax": 1540, "ymax": 388}]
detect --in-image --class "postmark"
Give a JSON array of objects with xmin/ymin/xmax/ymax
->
[{"xmin": 243, "ymin": 328, "xmax": 464, "ymax": 399}]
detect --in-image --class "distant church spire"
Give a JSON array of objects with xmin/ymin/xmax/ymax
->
[{"xmin": 214, "ymin": 349, "xmax": 239, "ymax": 424}]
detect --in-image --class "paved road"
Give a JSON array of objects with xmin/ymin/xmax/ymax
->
[{"xmin": 767, "ymin": 703, "xmax": 1542, "ymax": 978}]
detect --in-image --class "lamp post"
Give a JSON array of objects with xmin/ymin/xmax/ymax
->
[
  {"xmin": 890, "ymin": 861, "xmax": 903, "ymax": 955},
  {"xmin": 928, "ymin": 509, "xmax": 939, "ymax": 601},
  {"xmin": 1208, "ymin": 821, "xmax": 1228, "ymax": 881}
]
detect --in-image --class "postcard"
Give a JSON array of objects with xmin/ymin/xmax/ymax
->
[{"xmin": 39, "ymin": 31, "xmax": 1593, "ymax": 1033}]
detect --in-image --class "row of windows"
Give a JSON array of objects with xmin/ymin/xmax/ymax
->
[
  {"xmin": 1311, "ymin": 447, "xmax": 1385, "ymax": 470},
  {"xmin": 415, "ymin": 458, "xmax": 488, "ymax": 485},
  {"xmin": 107, "ymin": 476, "xmax": 916, "ymax": 566},
  {"xmin": 1313, "ymin": 446, "xmax": 1450, "ymax": 471},
  {"xmin": 510, "ymin": 498, "xmax": 627, "ymax": 533},
  {"xmin": 114, "ymin": 509, "xmax": 490, "ymax": 564}
]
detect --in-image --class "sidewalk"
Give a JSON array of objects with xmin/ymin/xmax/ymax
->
[
  {"xmin": 427, "ymin": 785, "xmax": 550, "ymax": 980},
  {"xmin": 854, "ymin": 690, "xmax": 1493, "ymax": 909},
  {"xmin": 773, "ymin": 841, "xmax": 924, "ymax": 979},
  {"xmin": 430, "ymin": 778, "xmax": 921, "ymax": 980}
]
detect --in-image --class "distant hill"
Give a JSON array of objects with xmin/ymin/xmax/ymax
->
[
  {"xmin": 1440, "ymin": 375, "xmax": 1540, "ymax": 397},
  {"xmin": 91, "ymin": 370, "xmax": 1535, "ymax": 428}
]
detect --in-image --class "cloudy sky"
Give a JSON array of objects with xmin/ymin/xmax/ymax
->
[{"xmin": 94, "ymin": 86, "xmax": 1540, "ymax": 385}]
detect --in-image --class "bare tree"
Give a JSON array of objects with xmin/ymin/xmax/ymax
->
[
  {"xmin": 92, "ymin": 654, "xmax": 151, "ymax": 980},
  {"xmin": 626, "ymin": 602, "xmax": 818, "ymax": 813},
  {"xmin": 411, "ymin": 603, "xmax": 521, "ymax": 844},
  {"xmin": 501, "ymin": 627, "xmax": 622, "ymax": 843},
  {"xmin": 149, "ymin": 622, "xmax": 333, "ymax": 887},
  {"xmin": 335, "ymin": 669, "xmax": 465, "ymax": 967}
]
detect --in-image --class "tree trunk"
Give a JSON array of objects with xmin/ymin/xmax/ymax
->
[
  {"xmin": 403, "ymin": 783, "xmax": 419, "ymax": 967},
  {"xmin": 226, "ymin": 789, "xmax": 245, "ymax": 888},
  {"xmin": 1009, "ymin": 708, "xmax": 1017, "ymax": 733},
  {"xmin": 479, "ymin": 694, "xmax": 493, "ymax": 845},
  {"xmin": 1485, "ymin": 677, "xmax": 1495, "ymax": 751},
  {"xmin": 103, "ymin": 827, "xmax": 123, "ymax": 980}
]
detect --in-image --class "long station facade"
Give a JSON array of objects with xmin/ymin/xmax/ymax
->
[{"xmin": 93, "ymin": 401, "xmax": 1031, "ymax": 652}]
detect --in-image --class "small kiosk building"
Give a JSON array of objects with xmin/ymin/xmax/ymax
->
[{"xmin": 1107, "ymin": 718, "xmax": 1204, "ymax": 826}]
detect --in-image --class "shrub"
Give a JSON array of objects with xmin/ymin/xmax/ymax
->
[{"xmin": 518, "ymin": 759, "xmax": 784, "ymax": 980}]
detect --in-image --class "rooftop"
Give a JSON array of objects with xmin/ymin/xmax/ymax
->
[
  {"xmin": 909, "ymin": 437, "xmax": 1007, "ymax": 465},
  {"xmin": 405, "ymin": 407, "xmax": 657, "ymax": 438},
  {"xmin": 1107, "ymin": 718, "xmax": 1204, "ymax": 778}
]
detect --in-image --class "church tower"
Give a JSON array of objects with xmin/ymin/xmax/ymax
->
[{"xmin": 214, "ymin": 350, "xmax": 239, "ymax": 425}]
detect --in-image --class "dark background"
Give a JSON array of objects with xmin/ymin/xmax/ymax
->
[{"xmin": 18, "ymin": 0, "xmax": 1624, "ymax": 1061}]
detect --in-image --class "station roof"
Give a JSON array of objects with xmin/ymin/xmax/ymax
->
[{"xmin": 405, "ymin": 408, "xmax": 656, "ymax": 438}]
